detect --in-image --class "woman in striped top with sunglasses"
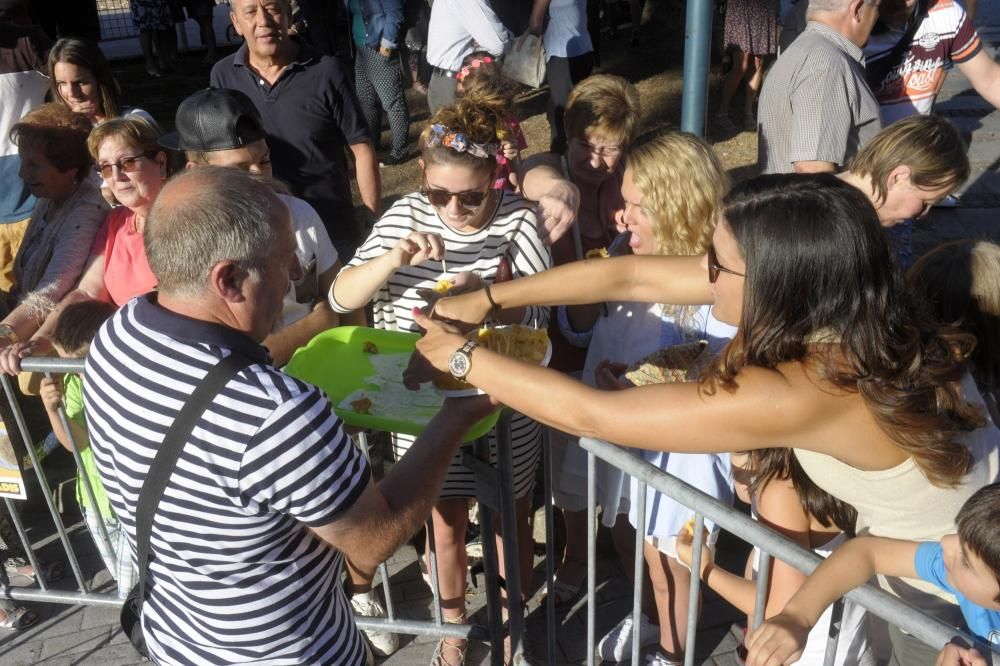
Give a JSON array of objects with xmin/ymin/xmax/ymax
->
[{"xmin": 330, "ymin": 90, "xmax": 551, "ymax": 664}]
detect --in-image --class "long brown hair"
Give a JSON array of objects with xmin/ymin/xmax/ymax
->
[
  {"xmin": 48, "ymin": 38, "xmax": 122, "ymax": 120},
  {"xmin": 750, "ymin": 449, "xmax": 857, "ymax": 533},
  {"xmin": 701, "ymin": 174, "xmax": 984, "ymax": 487}
]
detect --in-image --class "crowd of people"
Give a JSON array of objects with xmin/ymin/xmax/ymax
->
[{"xmin": 1, "ymin": 0, "xmax": 1000, "ymax": 665}]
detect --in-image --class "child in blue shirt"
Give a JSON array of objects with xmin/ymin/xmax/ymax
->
[{"xmin": 746, "ymin": 482, "xmax": 1000, "ymax": 665}]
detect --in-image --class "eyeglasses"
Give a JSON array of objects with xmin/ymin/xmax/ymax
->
[
  {"xmin": 420, "ymin": 185, "xmax": 490, "ymax": 209},
  {"xmin": 94, "ymin": 152, "xmax": 154, "ymax": 179},
  {"xmin": 571, "ymin": 138, "xmax": 623, "ymax": 158},
  {"xmin": 707, "ymin": 245, "xmax": 745, "ymax": 283}
]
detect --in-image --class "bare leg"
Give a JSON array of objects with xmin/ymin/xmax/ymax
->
[
  {"xmin": 744, "ymin": 55, "xmax": 765, "ymax": 114},
  {"xmin": 645, "ymin": 540, "xmax": 695, "ymax": 661},
  {"xmin": 548, "ymin": 507, "xmax": 588, "ymax": 600},
  {"xmin": 719, "ymin": 47, "xmax": 750, "ymax": 116},
  {"xmin": 611, "ymin": 514, "xmax": 658, "ymax": 619},
  {"xmin": 430, "ymin": 498, "xmax": 470, "ymax": 665},
  {"xmin": 493, "ymin": 494, "xmax": 534, "ymax": 608},
  {"xmin": 138, "ymin": 30, "xmax": 162, "ymax": 76}
]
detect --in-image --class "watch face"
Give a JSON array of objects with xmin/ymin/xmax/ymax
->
[{"xmin": 449, "ymin": 350, "xmax": 471, "ymax": 379}]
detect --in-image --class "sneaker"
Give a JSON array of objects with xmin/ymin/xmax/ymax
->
[
  {"xmin": 646, "ymin": 651, "xmax": 681, "ymax": 666},
  {"xmin": 597, "ymin": 613, "xmax": 660, "ymax": 662},
  {"xmin": 351, "ymin": 595, "xmax": 400, "ymax": 657}
]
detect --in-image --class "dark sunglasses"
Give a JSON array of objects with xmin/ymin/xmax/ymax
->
[
  {"xmin": 707, "ymin": 245, "xmax": 745, "ymax": 283},
  {"xmin": 94, "ymin": 152, "xmax": 155, "ymax": 179},
  {"xmin": 420, "ymin": 186, "xmax": 489, "ymax": 209}
]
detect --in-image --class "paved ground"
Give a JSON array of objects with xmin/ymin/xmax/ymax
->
[{"xmin": 3, "ymin": 9, "xmax": 1000, "ymax": 666}]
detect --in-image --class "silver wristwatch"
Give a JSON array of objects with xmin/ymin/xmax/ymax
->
[{"xmin": 448, "ymin": 340, "xmax": 479, "ymax": 380}]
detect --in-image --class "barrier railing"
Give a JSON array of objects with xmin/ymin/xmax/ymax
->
[
  {"xmin": 2, "ymin": 357, "xmax": 525, "ymax": 665},
  {"xmin": 574, "ymin": 436, "xmax": 1000, "ymax": 666},
  {"xmin": 6, "ymin": 354, "xmax": 999, "ymax": 665}
]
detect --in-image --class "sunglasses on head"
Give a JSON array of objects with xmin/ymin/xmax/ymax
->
[
  {"xmin": 420, "ymin": 186, "xmax": 489, "ymax": 209},
  {"xmin": 707, "ymin": 245, "xmax": 745, "ymax": 283}
]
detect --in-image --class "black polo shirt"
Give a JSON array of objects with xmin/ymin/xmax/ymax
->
[{"xmin": 211, "ymin": 41, "xmax": 370, "ymax": 249}]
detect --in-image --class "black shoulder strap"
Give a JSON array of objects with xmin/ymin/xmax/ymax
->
[
  {"xmin": 133, "ymin": 353, "xmax": 254, "ymax": 608},
  {"xmin": 864, "ymin": 0, "xmax": 930, "ymax": 91}
]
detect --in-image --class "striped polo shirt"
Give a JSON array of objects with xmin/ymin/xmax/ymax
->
[{"xmin": 84, "ymin": 294, "xmax": 371, "ymax": 665}]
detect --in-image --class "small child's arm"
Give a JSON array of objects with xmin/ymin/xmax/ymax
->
[
  {"xmin": 40, "ymin": 375, "xmax": 90, "ymax": 453},
  {"xmin": 745, "ymin": 536, "xmax": 920, "ymax": 665}
]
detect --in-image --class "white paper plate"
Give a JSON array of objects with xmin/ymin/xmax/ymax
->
[{"xmin": 438, "ymin": 327, "xmax": 552, "ymax": 397}]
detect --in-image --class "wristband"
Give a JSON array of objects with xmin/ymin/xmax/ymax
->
[{"xmin": 483, "ymin": 282, "xmax": 501, "ymax": 313}]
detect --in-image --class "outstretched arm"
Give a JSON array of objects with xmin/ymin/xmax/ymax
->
[
  {"xmin": 411, "ymin": 310, "xmax": 812, "ymax": 456},
  {"xmin": 746, "ymin": 537, "xmax": 920, "ymax": 666},
  {"xmin": 433, "ymin": 254, "xmax": 712, "ymax": 327}
]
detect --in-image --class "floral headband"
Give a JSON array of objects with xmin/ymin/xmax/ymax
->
[
  {"xmin": 456, "ymin": 55, "xmax": 495, "ymax": 82},
  {"xmin": 426, "ymin": 123, "xmax": 499, "ymax": 159}
]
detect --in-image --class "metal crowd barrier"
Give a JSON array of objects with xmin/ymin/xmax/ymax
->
[
  {"xmin": 1, "ymin": 357, "xmax": 526, "ymax": 666},
  {"xmin": 573, "ymin": 436, "xmax": 1000, "ymax": 666},
  {"xmin": 6, "ymin": 354, "xmax": 999, "ymax": 666}
]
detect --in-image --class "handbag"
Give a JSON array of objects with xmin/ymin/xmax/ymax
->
[
  {"xmin": 121, "ymin": 353, "xmax": 253, "ymax": 658},
  {"xmin": 502, "ymin": 33, "xmax": 546, "ymax": 89}
]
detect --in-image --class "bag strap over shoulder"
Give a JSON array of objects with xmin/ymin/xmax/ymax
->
[
  {"xmin": 864, "ymin": 0, "xmax": 930, "ymax": 91},
  {"xmin": 132, "ymin": 352, "xmax": 254, "ymax": 610}
]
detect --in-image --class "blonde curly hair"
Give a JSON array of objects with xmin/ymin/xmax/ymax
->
[
  {"xmin": 626, "ymin": 128, "xmax": 728, "ymax": 325},
  {"xmin": 626, "ymin": 128, "xmax": 728, "ymax": 257}
]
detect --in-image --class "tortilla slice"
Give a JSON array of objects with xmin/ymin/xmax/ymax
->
[
  {"xmin": 433, "ymin": 325, "xmax": 550, "ymax": 391},
  {"xmin": 624, "ymin": 340, "xmax": 710, "ymax": 387}
]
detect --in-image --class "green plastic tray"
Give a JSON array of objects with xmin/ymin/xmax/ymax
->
[{"xmin": 285, "ymin": 326, "xmax": 499, "ymax": 441}]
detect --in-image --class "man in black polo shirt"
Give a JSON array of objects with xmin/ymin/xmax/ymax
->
[{"xmin": 211, "ymin": 0, "xmax": 381, "ymax": 261}]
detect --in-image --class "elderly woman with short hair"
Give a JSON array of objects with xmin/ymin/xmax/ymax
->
[
  {"xmin": 0, "ymin": 115, "xmax": 167, "ymax": 374},
  {"xmin": 0, "ymin": 103, "xmax": 108, "ymax": 350}
]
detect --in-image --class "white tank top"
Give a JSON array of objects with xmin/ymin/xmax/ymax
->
[{"xmin": 793, "ymin": 374, "xmax": 1000, "ymax": 626}]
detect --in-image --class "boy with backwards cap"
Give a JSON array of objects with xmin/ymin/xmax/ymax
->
[{"xmin": 160, "ymin": 88, "xmax": 361, "ymax": 367}]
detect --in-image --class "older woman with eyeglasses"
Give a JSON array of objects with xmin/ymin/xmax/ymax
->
[
  {"xmin": 0, "ymin": 115, "xmax": 166, "ymax": 374},
  {"xmin": 0, "ymin": 104, "xmax": 108, "ymax": 355}
]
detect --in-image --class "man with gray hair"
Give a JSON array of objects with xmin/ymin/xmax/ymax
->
[
  {"xmin": 757, "ymin": 0, "xmax": 883, "ymax": 174},
  {"xmin": 83, "ymin": 167, "xmax": 496, "ymax": 665}
]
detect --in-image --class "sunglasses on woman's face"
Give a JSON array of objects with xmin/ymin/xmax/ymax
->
[
  {"xmin": 420, "ymin": 184, "xmax": 490, "ymax": 209},
  {"xmin": 707, "ymin": 245, "xmax": 745, "ymax": 283},
  {"xmin": 94, "ymin": 152, "xmax": 155, "ymax": 179}
]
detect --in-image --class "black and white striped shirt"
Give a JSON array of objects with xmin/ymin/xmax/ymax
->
[
  {"xmin": 330, "ymin": 191, "xmax": 551, "ymax": 332},
  {"xmin": 84, "ymin": 294, "xmax": 371, "ymax": 665}
]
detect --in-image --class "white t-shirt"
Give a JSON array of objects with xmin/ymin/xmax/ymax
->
[
  {"xmin": 278, "ymin": 194, "xmax": 339, "ymax": 329},
  {"xmin": 544, "ymin": 0, "xmax": 593, "ymax": 60},
  {"xmin": 426, "ymin": 0, "xmax": 511, "ymax": 71}
]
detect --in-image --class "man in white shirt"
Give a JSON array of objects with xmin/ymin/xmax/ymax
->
[{"xmin": 425, "ymin": 0, "xmax": 511, "ymax": 113}]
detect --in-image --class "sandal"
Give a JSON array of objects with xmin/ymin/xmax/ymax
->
[
  {"xmin": 0, "ymin": 604, "xmax": 38, "ymax": 630},
  {"xmin": 430, "ymin": 613, "xmax": 467, "ymax": 666},
  {"xmin": 4, "ymin": 557, "xmax": 64, "ymax": 585}
]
